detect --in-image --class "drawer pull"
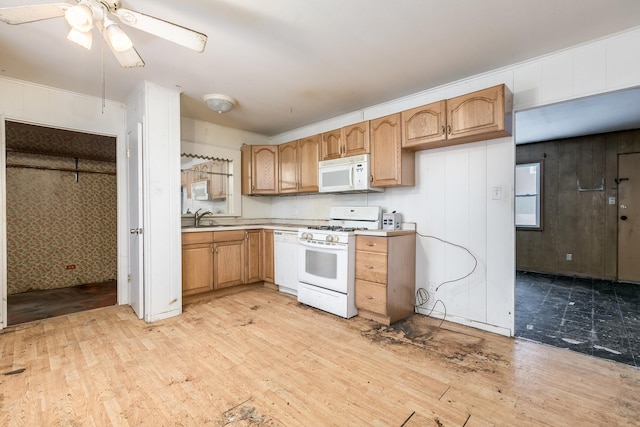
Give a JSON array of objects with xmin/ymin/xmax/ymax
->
[
  {"xmin": 365, "ymin": 295, "xmax": 374, "ymax": 300},
  {"xmin": 366, "ymin": 243, "xmax": 376, "ymax": 247},
  {"xmin": 365, "ymin": 265, "xmax": 375, "ymax": 269}
]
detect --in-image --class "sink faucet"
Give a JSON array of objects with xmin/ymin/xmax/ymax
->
[{"xmin": 194, "ymin": 209, "xmax": 213, "ymax": 227}]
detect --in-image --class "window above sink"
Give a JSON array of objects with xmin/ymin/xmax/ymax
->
[{"xmin": 181, "ymin": 140, "xmax": 242, "ymax": 217}]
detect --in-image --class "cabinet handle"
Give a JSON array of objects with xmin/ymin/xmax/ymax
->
[
  {"xmin": 245, "ymin": 232, "xmax": 248, "ymax": 240},
  {"xmin": 365, "ymin": 295, "xmax": 374, "ymax": 300},
  {"xmin": 365, "ymin": 265, "xmax": 374, "ymax": 269},
  {"xmin": 210, "ymin": 245, "xmax": 215, "ymax": 255},
  {"xmin": 370, "ymin": 174, "xmax": 374, "ymax": 183},
  {"xmin": 447, "ymin": 125, "xmax": 451, "ymax": 135},
  {"xmin": 366, "ymin": 243, "xmax": 376, "ymax": 247},
  {"xmin": 441, "ymin": 125, "xmax": 446, "ymax": 136}
]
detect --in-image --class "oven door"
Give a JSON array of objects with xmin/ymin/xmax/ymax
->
[{"xmin": 298, "ymin": 240, "xmax": 351, "ymax": 293}]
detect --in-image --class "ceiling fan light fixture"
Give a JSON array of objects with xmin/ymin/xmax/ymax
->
[
  {"xmin": 67, "ymin": 28, "xmax": 92, "ymax": 50},
  {"xmin": 203, "ymin": 94, "xmax": 237, "ymax": 114},
  {"xmin": 105, "ymin": 21, "xmax": 133, "ymax": 52},
  {"xmin": 64, "ymin": 3, "xmax": 93, "ymax": 32}
]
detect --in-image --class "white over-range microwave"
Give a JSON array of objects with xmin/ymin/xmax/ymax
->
[{"xmin": 318, "ymin": 154, "xmax": 383, "ymax": 193}]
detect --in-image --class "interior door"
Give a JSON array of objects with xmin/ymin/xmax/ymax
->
[
  {"xmin": 618, "ymin": 152, "xmax": 640, "ymax": 283},
  {"xmin": 128, "ymin": 123, "xmax": 144, "ymax": 318}
]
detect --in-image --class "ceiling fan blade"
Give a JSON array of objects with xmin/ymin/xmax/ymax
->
[
  {"xmin": 112, "ymin": 7, "xmax": 207, "ymax": 53},
  {"xmin": 96, "ymin": 20, "xmax": 145, "ymax": 68},
  {"xmin": 0, "ymin": 3, "xmax": 70, "ymax": 25}
]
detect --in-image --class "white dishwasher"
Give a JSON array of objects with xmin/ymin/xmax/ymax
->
[{"xmin": 274, "ymin": 230, "xmax": 299, "ymax": 295}]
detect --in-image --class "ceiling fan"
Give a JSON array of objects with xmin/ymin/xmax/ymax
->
[{"xmin": 0, "ymin": 0, "xmax": 208, "ymax": 67}]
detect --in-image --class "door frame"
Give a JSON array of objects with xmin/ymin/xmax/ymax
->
[{"xmin": 0, "ymin": 116, "xmax": 130, "ymax": 329}]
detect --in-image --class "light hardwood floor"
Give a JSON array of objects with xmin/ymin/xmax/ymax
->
[{"xmin": 1, "ymin": 286, "xmax": 638, "ymax": 426}]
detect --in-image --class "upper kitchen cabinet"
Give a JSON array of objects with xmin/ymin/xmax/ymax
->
[
  {"xmin": 370, "ymin": 113, "xmax": 415, "ymax": 187},
  {"xmin": 278, "ymin": 141, "xmax": 298, "ymax": 194},
  {"xmin": 447, "ymin": 84, "xmax": 512, "ymax": 144},
  {"xmin": 241, "ymin": 145, "xmax": 279, "ymax": 195},
  {"xmin": 297, "ymin": 134, "xmax": 321, "ymax": 192},
  {"xmin": 401, "ymin": 100, "xmax": 447, "ymax": 150},
  {"xmin": 402, "ymin": 84, "xmax": 513, "ymax": 151},
  {"xmin": 321, "ymin": 121, "xmax": 370, "ymax": 160},
  {"xmin": 279, "ymin": 134, "xmax": 321, "ymax": 194}
]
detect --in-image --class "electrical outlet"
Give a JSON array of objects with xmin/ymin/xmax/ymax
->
[
  {"xmin": 566, "ymin": 254, "xmax": 572, "ymax": 261},
  {"xmin": 428, "ymin": 282, "xmax": 437, "ymax": 294}
]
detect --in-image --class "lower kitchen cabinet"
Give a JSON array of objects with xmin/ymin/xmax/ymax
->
[
  {"xmin": 213, "ymin": 230, "xmax": 246, "ymax": 289},
  {"xmin": 355, "ymin": 233, "xmax": 416, "ymax": 325},
  {"xmin": 245, "ymin": 230, "xmax": 262, "ymax": 284},
  {"xmin": 182, "ymin": 232, "xmax": 214, "ymax": 296},
  {"xmin": 261, "ymin": 229, "xmax": 274, "ymax": 283}
]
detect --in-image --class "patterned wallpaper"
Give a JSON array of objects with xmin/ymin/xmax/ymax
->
[{"xmin": 5, "ymin": 123, "xmax": 117, "ymax": 295}]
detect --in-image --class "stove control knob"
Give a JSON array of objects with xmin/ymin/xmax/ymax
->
[
  {"xmin": 305, "ymin": 233, "xmax": 313, "ymax": 240},
  {"xmin": 326, "ymin": 235, "xmax": 334, "ymax": 242},
  {"xmin": 331, "ymin": 235, "xmax": 339, "ymax": 243}
]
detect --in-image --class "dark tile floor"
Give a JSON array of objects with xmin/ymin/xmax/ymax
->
[
  {"xmin": 516, "ymin": 271, "xmax": 640, "ymax": 367},
  {"xmin": 7, "ymin": 280, "xmax": 117, "ymax": 326}
]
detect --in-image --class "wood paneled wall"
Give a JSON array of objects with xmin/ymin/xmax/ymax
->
[{"xmin": 516, "ymin": 129, "xmax": 640, "ymax": 280}]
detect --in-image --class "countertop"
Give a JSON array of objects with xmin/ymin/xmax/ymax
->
[{"xmin": 182, "ymin": 223, "xmax": 416, "ymax": 236}]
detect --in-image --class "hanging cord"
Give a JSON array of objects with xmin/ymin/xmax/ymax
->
[
  {"xmin": 101, "ymin": 26, "xmax": 106, "ymax": 114},
  {"xmin": 414, "ymin": 232, "xmax": 478, "ymax": 328}
]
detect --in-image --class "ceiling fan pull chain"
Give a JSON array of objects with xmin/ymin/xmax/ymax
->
[{"xmin": 101, "ymin": 32, "xmax": 106, "ymax": 114}]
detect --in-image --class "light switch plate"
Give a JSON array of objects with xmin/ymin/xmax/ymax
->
[{"xmin": 492, "ymin": 187, "xmax": 503, "ymax": 200}]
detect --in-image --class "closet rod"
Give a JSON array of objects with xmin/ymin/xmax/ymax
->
[
  {"xmin": 6, "ymin": 164, "xmax": 116, "ymax": 176},
  {"xmin": 6, "ymin": 147, "xmax": 116, "ymax": 163}
]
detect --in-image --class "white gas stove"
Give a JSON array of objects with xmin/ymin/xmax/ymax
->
[{"xmin": 297, "ymin": 206, "xmax": 381, "ymax": 318}]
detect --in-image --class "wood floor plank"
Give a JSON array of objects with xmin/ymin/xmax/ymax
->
[{"xmin": 1, "ymin": 287, "xmax": 639, "ymax": 426}]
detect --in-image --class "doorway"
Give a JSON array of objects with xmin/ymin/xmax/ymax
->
[
  {"xmin": 514, "ymin": 126, "xmax": 640, "ymax": 366},
  {"xmin": 4, "ymin": 121, "xmax": 118, "ymax": 325}
]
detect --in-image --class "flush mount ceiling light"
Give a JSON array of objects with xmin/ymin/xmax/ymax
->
[{"xmin": 203, "ymin": 94, "xmax": 237, "ymax": 114}]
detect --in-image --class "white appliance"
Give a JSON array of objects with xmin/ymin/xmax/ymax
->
[
  {"xmin": 382, "ymin": 212, "xmax": 402, "ymax": 230},
  {"xmin": 274, "ymin": 230, "xmax": 299, "ymax": 295},
  {"xmin": 297, "ymin": 206, "xmax": 382, "ymax": 318},
  {"xmin": 318, "ymin": 154, "xmax": 383, "ymax": 193}
]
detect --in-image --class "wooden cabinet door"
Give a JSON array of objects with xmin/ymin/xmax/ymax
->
[
  {"xmin": 241, "ymin": 145, "xmax": 252, "ymax": 195},
  {"xmin": 370, "ymin": 113, "xmax": 414, "ymax": 187},
  {"xmin": 245, "ymin": 230, "xmax": 262, "ymax": 284},
  {"xmin": 278, "ymin": 141, "xmax": 298, "ymax": 194},
  {"xmin": 297, "ymin": 134, "xmax": 320, "ymax": 193},
  {"xmin": 401, "ymin": 100, "xmax": 447, "ymax": 150},
  {"xmin": 213, "ymin": 240, "xmax": 245, "ymax": 289},
  {"xmin": 261, "ymin": 229, "xmax": 274, "ymax": 282},
  {"xmin": 182, "ymin": 243, "xmax": 213, "ymax": 295},
  {"xmin": 343, "ymin": 121, "xmax": 370, "ymax": 157},
  {"xmin": 321, "ymin": 129, "xmax": 342, "ymax": 160},
  {"xmin": 252, "ymin": 145, "xmax": 279, "ymax": 194},
  {"xmin": 446, "ymin": 84, "xmax": 509, "ymax": 143}
]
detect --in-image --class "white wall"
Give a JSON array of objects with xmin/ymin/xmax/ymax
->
[
  {"xmin": 264, "ymin": 26, "xmax": 640, "ymax": 336},
  {"xmin": 0, "ymin": 76, "xmax": 127, "ymax": 329},
  {"xmin": 126, "ymin": 82, "xmax": 183, "ymax": 322}
]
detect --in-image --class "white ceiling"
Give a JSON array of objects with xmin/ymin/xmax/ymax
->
[{"xmin": 1, "ymin": 0, "xmax": 640, "ymax": 137}]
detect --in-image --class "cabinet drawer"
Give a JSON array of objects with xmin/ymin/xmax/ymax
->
[
  {"xmin": 355, "ymin": 280, "xmax": 387, "ymax": 315},
  {"xmin": 356, "ymin": 236, "xmax": 388, "ymax": 253},
  {"xmin": 213, "ymin": 230, "xmax": 246, "ymax": 242},
  {"xmin": 182, "ymin": 231, "xmax": 214, "ymax": 245},
  {"xmin": 355, "ymin": 252, "xmax": 387, "ymax": 283}
]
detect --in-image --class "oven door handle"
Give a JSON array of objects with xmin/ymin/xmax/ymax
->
[{"xmin": 298, "ymin": 239, "xmax": 349, "ymax": 251}]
